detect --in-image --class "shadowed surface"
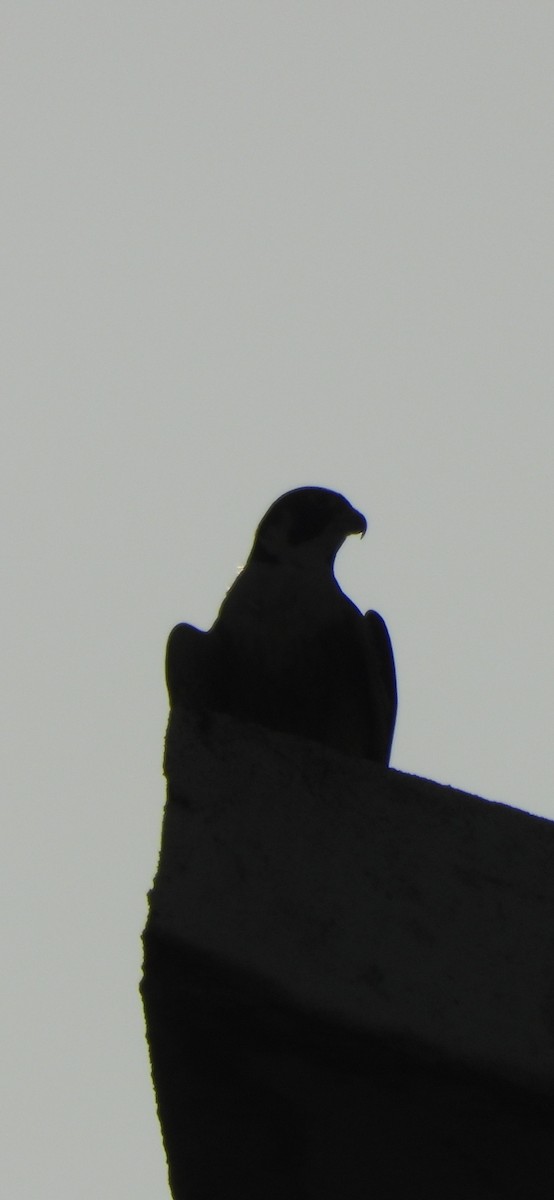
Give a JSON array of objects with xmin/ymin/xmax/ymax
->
[
  {"xmin": 142, "ymin": 936, "xmax": 553, "ymax": 1200},
  {"xmin": 142, "ymin": 709, "xmax": 554, "ymax": 1197}
]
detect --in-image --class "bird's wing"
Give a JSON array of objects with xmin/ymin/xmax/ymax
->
[
  {"xmin": 166, "ymin": 622, "xmax": 212, "ymax": 708},
  {"xmin": 363, "ymin": 609, "xmax": 397, "ymax": 765}
]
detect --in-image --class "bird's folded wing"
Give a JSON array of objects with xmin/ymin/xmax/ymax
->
[
  {"xmin": 166, "ymin": 622, "xmax": 212, "ymax": 709},
  {"xmin": 363, "ymin": 610, "xmax": 397, "ymax": 765}
]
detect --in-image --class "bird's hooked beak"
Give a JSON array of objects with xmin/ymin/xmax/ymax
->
[{"xmin": 347, "ymin": 506, "xmax": 367, "ymax": 538}]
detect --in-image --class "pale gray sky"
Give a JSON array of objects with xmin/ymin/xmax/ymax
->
[{"xmin": 3, "ymin": 3, "xmax": 554, "ymax": 1196}]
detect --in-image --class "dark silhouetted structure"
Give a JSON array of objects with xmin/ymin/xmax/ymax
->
[
  {"xmin": 142, "ymin": 707, "xmax": 554, "ymax": 1199},
  {"xmin": 143, "ymin": 491, "xmax": 552, "ymax": 1196}
]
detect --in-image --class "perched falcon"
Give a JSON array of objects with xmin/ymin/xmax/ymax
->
[{"xmin": 166, "ymin": 486, "xmax": 397, "ymax": 765}]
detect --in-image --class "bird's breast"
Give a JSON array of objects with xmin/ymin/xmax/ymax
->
[
  {"xmin": 219, "ymin": 564, "xmax": 351, "ymax": 641},
  {"xmin": 214, "ymin": 564, "xmax": 363, "ymax": 696}
]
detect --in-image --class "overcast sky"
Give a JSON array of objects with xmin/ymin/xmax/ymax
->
[{"xmin": 4, "ymin": 3, "xmax": 554, "ymax": 1196}]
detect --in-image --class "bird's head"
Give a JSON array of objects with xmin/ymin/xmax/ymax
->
[{"xmin": 250, "ymin": 486, "xmax": 367, "ymax": 570}]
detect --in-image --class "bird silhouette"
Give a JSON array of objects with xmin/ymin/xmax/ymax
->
[{"xmin": 166, "ymin": 486, "xmax": 396, "ymax": 764}]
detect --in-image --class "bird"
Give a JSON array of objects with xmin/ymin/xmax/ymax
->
[{"xmin": 166, "ymin": 486, "xmax": 397, "ymax": 765}]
